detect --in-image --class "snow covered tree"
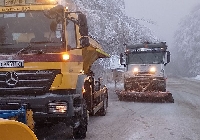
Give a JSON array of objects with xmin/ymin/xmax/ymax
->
[
  {"xmin": 71, "ymin": 0, "xmax": 157, "ymax": 55},
  {"xmin": 64, "ymin": 0, "xmax": 157, "ymax": 78},
  {"xmin": 173, "ymin": 4, "xmax": 200, "ymax": 76}
]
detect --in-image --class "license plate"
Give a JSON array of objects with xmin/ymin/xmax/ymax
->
[
  {"xmin": 0, "ymin": 60, "xmax": 24, "ymax": 68},
  {"xmin": 5, "ymin": 0, "xmax": 25, "ymax": 6}
]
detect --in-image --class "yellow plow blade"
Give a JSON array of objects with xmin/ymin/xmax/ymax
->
[{"xmin": 0, "ymin": 119, "xmax": 37, "ymax": 140}]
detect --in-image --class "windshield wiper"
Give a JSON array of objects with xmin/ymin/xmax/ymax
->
[
  {"xmin": 0, "ymin": 43, "xmax": 14, "ymax": 46},
  {"xmin": 17, "ymin": 43, "xmax": 44, "ymax": 55},
  {"xmin": 17, "ymin": 43, "xmax": 32, "ymax": 55},
  {"xmin": 152, "ymin": 53, "xmax": 162, "ymax": 64},
  {"xmin": 138, "ymin": 55, "xmax": 144, "ymax": 63},
  {"xmin": 30, "ymin": 41, "xmax": 60, "ymax": 44}
]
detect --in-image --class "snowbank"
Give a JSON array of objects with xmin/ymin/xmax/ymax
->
[{"xmin": 194, "ymin": 75, "xmax": 200, "ymax": 80}]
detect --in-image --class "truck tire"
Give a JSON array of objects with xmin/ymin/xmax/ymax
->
[
  {"xmin": 160, "ymin": 83, "xmax": 166, "ymax": 92},
  {"xmin": 161, "ymin": 87, "xmax": 166, "ymax": 92},
  {"xmin": 118, "ymin": 95, "xmax": 123, "ymax": 101},
  {"xmin": 98, "ymin": 97, "xmax": 108, "ymax": 116},
  {"xmin": 73, "ymin": 100, "xmax": 88, "ymax": 139}
]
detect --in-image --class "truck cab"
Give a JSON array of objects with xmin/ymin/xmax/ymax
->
[{"xmin": 120, "ymin": 42, "xmax": 170, "ymax": 92}]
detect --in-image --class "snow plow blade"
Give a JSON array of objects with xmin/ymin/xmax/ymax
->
[
  {"xmin": 116, "ymin": 90, "xmax": 174, "ymax": 103},
  {"xmin": 0, "ymin": 119, "xmax": 37, "ymax": 140}
]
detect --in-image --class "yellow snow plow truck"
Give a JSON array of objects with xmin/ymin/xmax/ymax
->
[
  {"xmin": 117, "ymin": 42, "xmax": 174, "ymax": 103},
  {"xmin": 0, "ymin": 0, "xmax": 109, "ymax": 139}
]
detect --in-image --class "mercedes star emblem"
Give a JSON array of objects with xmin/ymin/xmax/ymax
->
[{"xmin": 5, "ymin": 71, "xmax": 19, "ymax": 86}]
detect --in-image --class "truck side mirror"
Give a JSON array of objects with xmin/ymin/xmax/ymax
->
[
  {"xmin": 80, "ymin": 36, "xmax": 90, "ymax": 47},
  {"xmin": 120, "ymin": 53, "xmax": 126, "ymax": 67},
  {"xmin": 167, "ymin": 51, "xmax": 170, "ymax": 63},
  {"xmin": 164, "ymin": 51, "xmax": 170, "ymax": 66},
  {"xmin": 78, "ymin": 13, "xmax": 89, "ymax": 36}
]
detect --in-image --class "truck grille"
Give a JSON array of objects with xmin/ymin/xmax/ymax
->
[{"xmin": 0, "ymin": 70, "xmax": 61, "ymax": 95}]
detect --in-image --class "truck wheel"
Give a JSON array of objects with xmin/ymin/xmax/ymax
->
[
  {"xmin": 160, "ymin": 81, "xmax": 166, "ymax": 92},
  {"xmin": 159, "ymin": 86, "xmax": 166, "ymax": 92},
  {"xmin": 73, "ymin": 118, "xmax": 87, "ymax": 139},
  {"xmin": 73, "ymin": 101, "xmax": 88, "ymax": 139},
  {"xmin": 98, "ymin": 97, "xmax": 108, "ymax": 116},
  {"xmin": 118, "ymin": 95, "xmax": 123, "ymax": 101},
  {"xmin": 162, "ymin": 88, "xmax": 166, "ymax": 92}
]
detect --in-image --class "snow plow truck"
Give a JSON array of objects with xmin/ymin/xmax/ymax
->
[
  {"xmin": 117, "ymin": 42, "xmax": 174, "ymax": 103},
  {"xmin": 0, "ymin": 0, "xmax": 109, "ymax": 139}
]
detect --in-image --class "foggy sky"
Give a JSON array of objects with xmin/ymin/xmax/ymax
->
[{"xmin": 124, "ymin": 0, "xmax": 200, "ymax": 48}]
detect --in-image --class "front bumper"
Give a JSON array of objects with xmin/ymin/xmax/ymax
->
[{"xmin": 0, "ymin": 92, "xmax": 78, "ymax": 120}]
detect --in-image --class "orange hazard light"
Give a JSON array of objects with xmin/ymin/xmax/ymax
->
[
  {"xmin": 82, "ymin": 86, "xmax": 86, "ymax": 94},
  {"xmin": 62, "ymin": 53, "xmax": 70, "ymax": 61}
]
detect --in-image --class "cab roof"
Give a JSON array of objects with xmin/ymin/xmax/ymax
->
[{"xmin": 126, "ymin": 42, "xmax": 168, "ymax": 50}]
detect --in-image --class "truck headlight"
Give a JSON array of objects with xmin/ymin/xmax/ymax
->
[
  {"xmin": 48, "ymin": 102, "xmax": 67, "ymax": 113},
  {"xmin": 149, "ymin": 67, "xmax": 156, "ymax": 73},
  {"xmin": 133, "ymin": 67, "xmax": 139, "ymax": 74}
]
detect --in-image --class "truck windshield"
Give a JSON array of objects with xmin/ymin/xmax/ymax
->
[
  {"xmin": 127, "ymin": 52, "xmax": 165, "ymax": 64},
  {"xmin": 0, "ymin": 11, "xmax": 64, "ymax": 54}
]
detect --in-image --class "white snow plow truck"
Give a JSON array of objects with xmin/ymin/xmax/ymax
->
[{"xmin": 117, "ymin": 42, "xmax": 174, "ymax": 103}]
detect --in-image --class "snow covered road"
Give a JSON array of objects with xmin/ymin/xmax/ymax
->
[{"xmin": 85, "ymin": 77, "xmax": 200, "ymax": 140}]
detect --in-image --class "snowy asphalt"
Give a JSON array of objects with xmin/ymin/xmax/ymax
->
[{"xmin": 85, "ymin": 77, "xmax": 200, "ymax": 140}]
